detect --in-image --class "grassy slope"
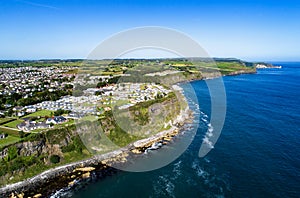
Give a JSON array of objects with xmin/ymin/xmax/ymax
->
[
  {"xmin": 4, "ymin": 119, "xmax": 23, "ymax": 129},
  {"xmin": 23, "ymin": 110, "xmax": 54, "ymax": 118},
  {"xmin": 0, "ymin": 136, "xmax": 20, "ymax": 149}
]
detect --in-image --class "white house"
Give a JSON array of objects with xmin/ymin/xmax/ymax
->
[{"xmin": 26, "ymin": 107, "xmax": 37, "ymax": 113}]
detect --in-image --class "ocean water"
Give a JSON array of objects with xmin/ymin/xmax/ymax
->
[{"xmin": 58, "ymin": 62, "xmax": 300, "ymax": 198}]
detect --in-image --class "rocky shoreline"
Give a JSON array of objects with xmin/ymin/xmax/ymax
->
[{"xmin": 0, "ymin": 103, "xmax": 193, "ymax": 198}]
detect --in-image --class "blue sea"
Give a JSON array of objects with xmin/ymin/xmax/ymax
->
[{"xmin": 57, "ymin": 62, "xmax": 300, "ymax": 197}]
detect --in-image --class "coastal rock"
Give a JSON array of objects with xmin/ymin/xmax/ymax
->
[
  {"xmin": 16, "ymin": 141, "xmax": 46, "ymax": 157},
  {"xmin": 17, "ymin": 193, "xmax": 24, "ymax": 198},
  {"xmin": 68, "ymin": 180, "xmax": 76, "ymax": 186},
  {"xmin": 81, "ymin": 172, "xmax": 90, "ymax": 179},
  {"xmin": 131, "ymin": 149, "xmax": 142, "ymax": 154},
  {"xmin": 33, "ymin": 194, "xmax": 42, "ymax": 198},
  {"xmin": 75, "ymin": 167, "xmax": 95, "ymax": 172},
  {"xmin": 0, "ymin": 148, "xmax": 8, "ymax": 160}
]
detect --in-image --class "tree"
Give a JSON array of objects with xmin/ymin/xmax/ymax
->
[
  {"xmin": 7, "ymin": 146, "xmax": 18, "ymax": 161},
  {"xmin": 96, "ymin": 81, "xmax": 107, "ymax": 88},
  {"xmin": 73, "ymin": 136, "xmax": 83, "ymax": 154},
  {"xmin": 50, "ymin": 155, "xmax": 60, "ymax": 164},
  {"xmin": 54, "ymin": 109, "xmax": 65, "ymax": 116},
  {"xmin": 18, "ymin": 131, "xmax": 25, "ymax": 138}
]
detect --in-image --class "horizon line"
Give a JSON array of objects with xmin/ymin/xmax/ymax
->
[{"xmin": 0, "ymin": 57, "xmax": 299, "ymax": 63}]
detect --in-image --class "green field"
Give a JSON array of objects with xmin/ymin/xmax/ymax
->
[
  {"xmin": 0, "ymin": 135, "xmax": 20, "ymax": 148},
  {"xmin": 0, "ymin": 118, "xmax": 15, "ymax": 125},
  {"xmin": 0, "ymin": 126, "xmax": 21, "ymax": 136},
  {"xmin": 4, "ymin": 119, "xmax": 23, "ymax": 129},
  {"xmin": 23, "ymin": 110, "xmax": 54, "ymax": 118}
]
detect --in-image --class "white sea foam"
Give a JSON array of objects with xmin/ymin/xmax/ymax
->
[
  {"xmin": 203, "ymin": 137, "xmax": 214, "ymax": 149},
  {"xmin": 200, "ymin": 111, "xmax": 215, "ymax": 149},
  {"xmin": 155, "ymin": 175, "xmax": 175, "ymax": 198},
  {"xmin": 201, "ymin": 117, "xmax": 208, "ymax": 122},
  {"xmin": 191, "ymin": 160, "xmax": 209, "ymax": 179},
  {"xmin": 204, "ymin": 158, "xmax": 210, "ymax": 163},
  {"xmin": 50, "ymin": 188, "xmax": 72, "ymax": 198},
  {"xmin": 172, "ymin": 160, "xmax": 182, "ymax": 179},
  {"xmin": 191, "ymin": 159, "xmax": 229, "ymax": 198}
]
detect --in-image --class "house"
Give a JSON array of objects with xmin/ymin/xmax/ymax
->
[
  {"xmin": 0, "ymin": 111, "xmax": 5, "ymax": 117},
  {"xmin": 46, "ymin": 116, "xmax": 67, "ymax": 125},
  {"xmin": 26, "ymin": 107, "xmax": 36, "ymax": 113},
  {"xmin": 13, "ymin": 106, "xmax": 23, "ymax": 111},
  {"xmin": 67, "ymin": 112, "xmax": 83, "ymax": 119},
  {"xmin": 18, "ymin": 121, "xmax": 51, "ymax": 132},
  {"xmin": 17, "ymin": 111, "xmax": 25, "ymax": 117}
]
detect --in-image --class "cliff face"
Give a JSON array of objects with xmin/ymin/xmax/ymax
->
[
  {"xmin": 0, "ymin": 126, "xmax": 84, "ymax": 186},
  {"xmin": 0, "ymin": 91, "xmax": 186, "ymax": 186},
  {"xmin": 18, "ymin": 141, "xmax": 46, "ymax": 157},
  {"xmin": 0, "ymin": 140, "xmax": 46, "ymax": 161}
]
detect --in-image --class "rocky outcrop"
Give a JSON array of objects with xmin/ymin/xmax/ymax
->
[
  {"xmin": 0, "ymin": 140, "xmax": 46, "ymax": 160},
  {"xmin": 227, "ymin": 69, "xmax": 256, "ymax": 76},
  {"xmin": 0, "ymin": 148, "xmax": 8, "ymax": 160},
  {"xmin": 131, "ymin": 107, "xmax": 192, "ymax": 153},
  {"xmin": 16, "ymin": 141, "xmax": 46, "ymax": 157}
]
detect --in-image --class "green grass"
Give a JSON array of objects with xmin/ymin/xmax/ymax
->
[
  {"xmin": 78, "ymin": 116, "xmax": 98, "ymax": 122},
  {"xmin": 0, "ymin": 126, "xmax": 20, "ymax": 137},
  {"xmin": 56, "ymin": 119, "xmax": 75, "ymax": 128},
  {"xmin": 30, "ymin": 128, "xmax": 47, "ymax": 133},
  {"xmin": 3, "ymin": 119, "xmax": 23, "ymax": 129},
  {"xmin": 2, "ymin": 150, "xmax": 92, "ymax": 186},
  {"xmin": 0, "ymin": 118, "xmax": 15, "ymax": 125},
  {"xmin": 63, "ymin": 150, "xmax": 91, "ymax": 162},
  {"xmin": 0, "ymin": 136, "xmax": 20, "ymax": 148},
  {"xmin": 23, "ymin": 110, "xmax": 54, "ymax": 118},
  {"xmin": 113, "ymin": 99, "xmax": 130, "ymax": 107}
]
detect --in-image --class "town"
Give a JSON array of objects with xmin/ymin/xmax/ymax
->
[{"xmin": 0, "ymin": 63, "xmax": 172, "ymax": 148}]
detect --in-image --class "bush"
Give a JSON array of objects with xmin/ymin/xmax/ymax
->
[
  {"xmin": 18, "ymin": 131, "xmax": 25, "ymax": 138},
  {"xmin": 50, "ymin": 155, "xmax": 60, "ymax": 164},
  {"xmin": 7, "ymin": 146, "xmax": 18, "ymax": 161},
  {"xmin": 61, "ymin": 144, "xmax": 75, "ymax": 153}
]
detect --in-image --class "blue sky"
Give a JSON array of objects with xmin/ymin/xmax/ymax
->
[{"xmin": 0, "ymin": 0, "xmax": 300, "ymax": 61}]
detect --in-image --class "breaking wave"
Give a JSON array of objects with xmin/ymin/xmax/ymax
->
[{"xmin": 200, "ymin": 111, "xmax": 215, "ymax": 149}]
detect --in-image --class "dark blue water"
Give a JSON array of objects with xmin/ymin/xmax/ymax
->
[{"xmin": 60, "ymin": 63, "xmax": 300, "ymax": 198}]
